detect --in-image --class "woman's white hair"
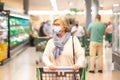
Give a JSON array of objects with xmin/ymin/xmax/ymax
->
[{"xmin": 53, "ymin": 16, "xmax": 71, "ymax": 32}]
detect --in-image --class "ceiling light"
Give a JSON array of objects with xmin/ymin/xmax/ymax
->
[
  {"xmin": 28, "ymin": 10, "xmax": 84, "ymax": 15},
  {"xmin": 100, "ymin": 4, "xmax": 103, "ymax": 10},
  {"xmin": 50, "ymin": 0, "xmax": 58, "ymax": 11},
  {"xmin": 98, "ymin": 9, "xmax": 113, "ymax": 14},
  {"xmin": 29, "ymin": 10, "xmax": 67, "ymax": 15},
  {"xmin": 69, "ymin": 2, "xmax": 73, "ymax": 6},
  {"xmin": 100, "ymin": 4, "xmax": 103, "ymax": 7},
  {"xmin": 113, "ymin": 4, "xmax": 119, "ymax": 7}
]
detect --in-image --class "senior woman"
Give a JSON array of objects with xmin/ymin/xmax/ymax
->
[{"xmin": 42, "ymin": 16, "xmax": 85, "ymax": 71}]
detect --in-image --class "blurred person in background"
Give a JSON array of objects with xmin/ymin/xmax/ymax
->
[
  {"xmin": 105, "ymin": 22, "xmax": 113, "ymax": 47},
  {"xmin": 38, "ymin": 22, "xmax": 46, "ymax": 37},
  {"xmin": 71, "ymin": 20, "xmax": 85, "ymax": 46},
  {"xmin": 43, "ymin": 20, "xmax": 54, "ymax": 37},
  {"xmin": 42, "ymin": 16, "xmax": 85, "ymax": 74},
  {"xmin": 87, "ymin": 14, "xmax": 106, "ymax": 73},
  {"xmin": 29, "ymin": 29, "xmax": 35, "ymax": 46},
  {"xmin": 29, "ymin": 26, "xmax": 39, "ymax": 46}
]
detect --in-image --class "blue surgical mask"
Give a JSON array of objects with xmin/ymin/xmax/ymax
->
[{"xmin": 53, "ymin": 26, "xmax": 62, "ymax": 34}]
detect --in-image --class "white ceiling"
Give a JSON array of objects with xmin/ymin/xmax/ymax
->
[
  {"xmin": 29, "ymin": 0, "xmax": 53, "ymax": 10},
  {"xmin": 2, "ymin": 0, "xmax": 23, "ymax": 9},
  {"xmin": 55, "ymin": 0, "xmax": 85, "ymax": 11},
  {"xmin": 29, "ymin": 0, "xmax": 120, "ymax": 10},
  {"xmin": 1, "ymin": 0, "xmax": 120, "ymax": 12}
]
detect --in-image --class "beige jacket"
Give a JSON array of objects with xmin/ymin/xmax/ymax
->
[{"xmin": 42, "ymin": 36, "xmax": 85, "ymax": 67}]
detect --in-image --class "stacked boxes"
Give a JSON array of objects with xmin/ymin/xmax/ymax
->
[{"xmin": 0, "ymin": 42, "xmax": 8, "ymax": 61}]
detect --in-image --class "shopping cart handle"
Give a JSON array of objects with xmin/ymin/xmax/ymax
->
[
  {"xmin": 43, "ymin": 66, "xmax": 73, "ymax": 70},
  {"xmin": 56, "ymin": 66, "xmax": 73, "ymax": 70}
]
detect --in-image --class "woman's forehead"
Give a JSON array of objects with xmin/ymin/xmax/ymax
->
[{"xmin": 53, "ymin": 19, "xmax": 62, "ymax": 25}]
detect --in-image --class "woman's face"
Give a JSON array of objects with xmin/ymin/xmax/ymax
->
[{"xmin": 53, "ymin": 19, "xmax": 65, "ymax": 31}]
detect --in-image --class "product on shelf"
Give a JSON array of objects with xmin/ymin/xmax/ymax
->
[
  {"xmin": 0, "ymin": 42, "xmax": 8, "ymax": 61},
  {"xmin": 0, "ymin": 48, "xmax": 2, "ymax": 61},
  {"xmin": 0, "ymin": 14, "xmax": 8, "ymax": 61},
  {"xmin": 9, "ymin": 16, "xmax": 30, "ymax": 49},
  {"xmin": 0, "ymin": 16, "xmax": 8, "ymax": 38}
]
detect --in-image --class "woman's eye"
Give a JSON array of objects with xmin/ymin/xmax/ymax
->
[{"xmin": 54, "ymin": 23, "xmax": 60, "ymax": 26}]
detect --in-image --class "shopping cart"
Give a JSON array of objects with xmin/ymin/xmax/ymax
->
[
  {"xmin": 34, "ymin": 36, "xmax": 51, "ymax": 52},
  {"xmin": 36, "ymin": 66, "xmax": 85, "ymax": 80},
  {"xmin": 105, "ymin": 33, "xmax": 112, "ymax": 47},
  {"xmin": 85, "ymin": 38, "xmax": 90, "ymax": 57},
  {"xmin": 84, "ymin": 35, "xmax": 90, "ymax": 70}
]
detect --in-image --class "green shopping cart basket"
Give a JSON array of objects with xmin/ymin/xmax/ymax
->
[{"xmin": 34, "ymin": 37, "xmax": 51, "ymax": 52}]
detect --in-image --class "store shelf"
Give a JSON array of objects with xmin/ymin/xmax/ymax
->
[
  {"xmin": 112, "ymin": 8, "xmax": 120, "ymax": 70},
  {"xmin": 0, "ymin": 11, "xmax": 9, "ymax": 64},
  {"xmin": 9, "ymin": 15, "xmax": 30, "ymax": 51},
  {"xmin": 10, "ymin": 40, "xmax": 29, "ymax": 57},
  {"xmin": 0, "ymin": 57, "xmax": 10, "ymax": 65},
  {"xmin": 0, "ymin": 10, "xmax": 30, "ymax": 65},
  {"xmin": 0, "ymin": 29, "xmax": 8, "ymax": 31}
]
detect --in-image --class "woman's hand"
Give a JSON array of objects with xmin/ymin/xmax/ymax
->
[
  {"xmin": 49, "ymin": 65, "xmax": 56, "ymax": 70},
  {"xmin": 72, "ymin": 65, "xmax": 80, "ymax": 70}
]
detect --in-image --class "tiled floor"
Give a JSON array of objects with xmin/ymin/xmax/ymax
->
[
  {"xmin": 0, "ymin": 47, "xmax": 36, "ymax": 80},
  {"xmin": 0, "ymin": 45, "xmax": 120, "ymax": 80}
]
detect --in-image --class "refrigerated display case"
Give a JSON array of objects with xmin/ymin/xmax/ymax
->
[
  {"xmin": 0, "ymin": 11, "xmax": 9, "ymax": 65},
  {"xmin": 9, "ymin": 14, "xmax": 30, "ymax": 57},
  {"xmin": 9, "ymin": 16, "xmax": 30, "ymax": 50},
  {"xmin": 112, "ymin": 6, "xmax": 120, "ymax": 70},
  {"xmin": 0, "ymin": 11, "xmax": 30, "ymax": 65},
  {"xmin": 113, "ymin": 14, "xmax": 119, "ymax": 52}
]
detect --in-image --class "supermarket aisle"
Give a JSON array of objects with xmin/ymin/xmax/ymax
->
[
  {"xmin": 0, "ymin": 47, "xmax": 37, "ymax": 80},
  {"xmin": 86, "ymin": 46, "xmax": 120, "ymax": 80},
  {"xmin": 0, "ymin": 46, "xmax": 120, "ymax": 80}
]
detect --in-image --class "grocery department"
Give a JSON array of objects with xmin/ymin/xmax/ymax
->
[{"xmin": 0, "ymin": 0, "xmax": 120, "ymax": 80}]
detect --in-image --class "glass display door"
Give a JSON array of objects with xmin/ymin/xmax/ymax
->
[
  {"xmin": 0, "ymin": 12, "xmax": 9, "ymax": 63},
  {"xmin": 113, "ymin": 13, "xmax": 120, "ymax": 54}
]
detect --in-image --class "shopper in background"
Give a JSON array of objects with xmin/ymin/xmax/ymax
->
[
  {"xmin": 71, "ymin": 20, "xmax": 85, "ymax": 46},
  {"xmin": 29, "ymin": 26, "xmax": 38, "ymax": 46},
  {"xmin": 43, "ymin": 20, "xmax": 54, "ymax": 37},
  {"xmin": 71, "ymin": 21, "xmax": 85, "ymax": 37},
  {"xmin": 42, "ymin": 16, "xmax": 85, "ymax": 71},
  {"xmin": 29, "ymin": 29, "xmax": 35, "ymax": 46},
  {"xmin": 87, "ymin": 14, "xmax": 106, "ymax": 73},
  {"xmin": 38, "ymin": 22, "xmax": 46, "ymax": 37},
  {"xmin": 105, "ymin": 22, "xmax": 113, "ymax": 47}
]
